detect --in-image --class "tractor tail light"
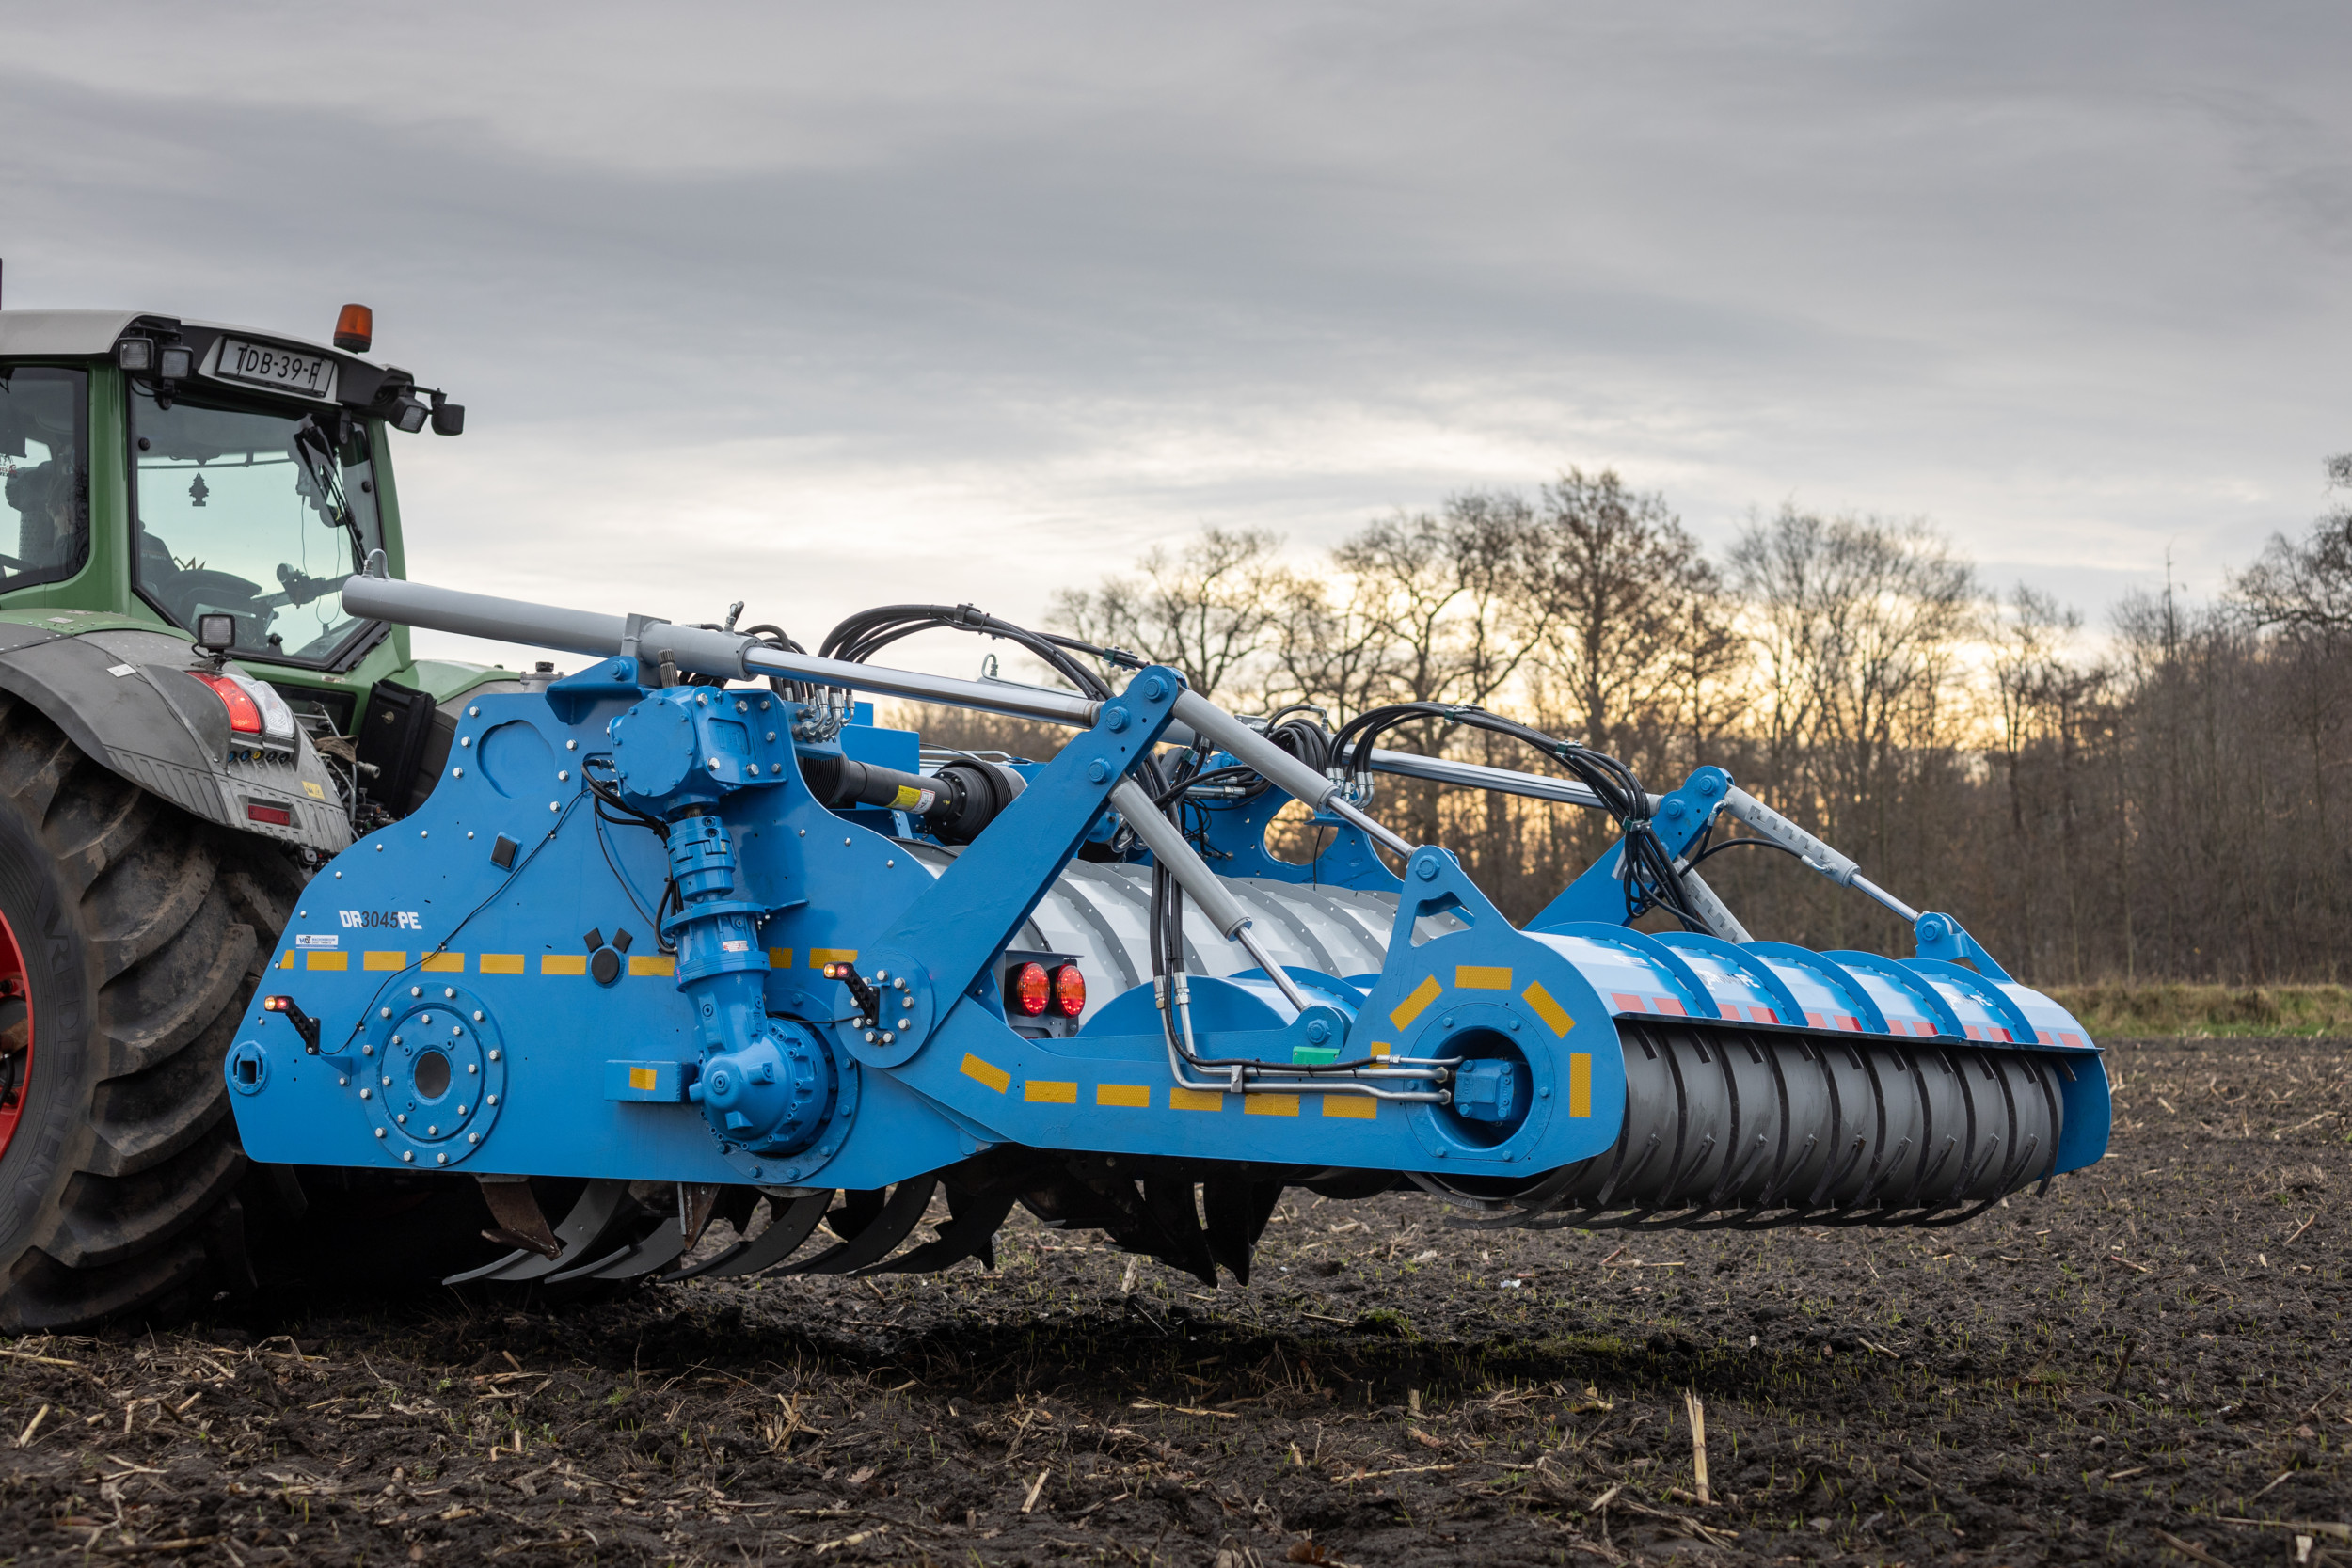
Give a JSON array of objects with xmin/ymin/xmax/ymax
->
[
  {"xmin": 1052, "ymin": 963, "xmax": 1085, "ymax": 1018},
  {"xmin": 192, "ymin": 673, "xmax": 262, "ymax": 734},
  {"xmin": 1010, "ymin": 961, "xmax": 1050, "ymax": 1017},
  {"xmin": 334, "ymin": 303, "xmax": 373, "ymax": 354}
]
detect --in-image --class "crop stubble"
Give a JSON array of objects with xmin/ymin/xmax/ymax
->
[{"xmin": 0, "ymin": 1035, "xmax": 2344, "ymax": 1565}]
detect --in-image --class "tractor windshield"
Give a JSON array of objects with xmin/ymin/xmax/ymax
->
[{"xmin": 128, "ymin": 382, "xmax": 384, "ymax": 666}]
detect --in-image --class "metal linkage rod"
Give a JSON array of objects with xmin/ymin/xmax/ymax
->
[
  {"xmin": 340, "ymin": 565, "xmax": 1102, "ymax": 727},
  {"xmin": 1169, "ymin": 691, "xmax": 1414, "ymax": 858},
  {"xmin": 1108, "ymin": 779, "xmax": 1315, "ymax": 1014},
  {"xmin": 1720, "ymin": 786, "xmax": 1920, "ymax": 924},
  {"xmin": 1361, "ymin": 749, "xmax": 1649, "ymax": 813}
]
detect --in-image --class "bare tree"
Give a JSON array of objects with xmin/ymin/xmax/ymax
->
[
  {"xmin": 1727, "ymin": 507, "xmax": 1978, "ymax": 862},
  {"xmin": 1524, "ymin": 467, "xmax": 1739, "ymax": 768},
  {"xmin": 2232, "ymin": 453, "xmax": 2352, "ymax": 644},
  {"xmin": 1050, "ymin": 527, "xmax": 1290, "ymax": 702}
]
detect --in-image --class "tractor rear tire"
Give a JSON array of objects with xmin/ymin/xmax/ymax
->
[{"xmin": 0, "ymin": 704, "xmax": 301, "ymax": 1331}]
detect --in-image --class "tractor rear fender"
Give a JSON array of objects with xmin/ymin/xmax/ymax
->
[{"xmin": 0, "ymin": 622, "xmax": 349, "ymax": 855}]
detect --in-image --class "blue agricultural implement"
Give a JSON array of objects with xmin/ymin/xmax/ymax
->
[{"xmin": 219, "ymin": 561, "xmax": 2112, "ymax": 1290}]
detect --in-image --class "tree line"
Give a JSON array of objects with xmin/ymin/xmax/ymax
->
[{"xmin": 922, "ymin": 457, "xmax": 2352, "ymax": 986}]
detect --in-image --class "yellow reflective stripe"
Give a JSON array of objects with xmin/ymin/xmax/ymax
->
[
  {"xmin": 1370, "ymin": 1041, "xmax": 1391, "ymax": 1057},
  {"xmin": 541, "ymin": 954, "xmax": 587, "ymax": 976},
  {"xmin": 961, "ymin": 1053, "xmax": 1011, "ymax": 1094},
  {"xmin": 1454, "ymin": 964, "xmax": 1511, "ymax": 990},
  {"xmin": 1390, "ymin": 975, "xmax": 1442, "ymax": 1030},
  {"xmin": 628, "ymin": 955, "xmax": 675, "ymax": 977},
  {"xmin": 628, "ymin": 1066, "xmax": 658, "ymax": 1092},
  {"xmin": 304, "ymin": 951, "xmax": 347, "ymax": 972},
  {"xmin": 1095, "ymin": 1084, "xmax": 1150, "ymax": 1108},
  {"xmin": 1522, "ymin": 981, "xmax": 1574, "ymax": 1037},
  {"xmin": 278, "ymin": 951, "xmax": 296, "ymax": 970},
  {"xmin": 479, "ymin": 954, "xmax": 526, "ymax": 974},
  {"xmin": 421, "ymin": 952, "xmax": 465, "ymax": 974},
  {"xmin": 1321, "ymin": 1095, "xmax": 1375, "ymax": 1120},
  {"xmin": 1245, "ymin": 1094, "xmax": 1300, "ymax": 1117},
  {"xmin": 363, "ymin": 951, "xmax": 406, "ymax": 971},
  {"xmin": 810, "ymin": 947, "xmax": 856, "ymax": 968},
  {"xmin": 1169, "ymin": 1086, "xmax": 1223, "ymax": 1112},
  {"xmin": 1568, "ymin": 1053, "xmax": 1593, "ymax": 1117},
  {"xmin": 768, "ymin": 948, "xmax": 792, "ymax": 969},
  {"xmin": 1023, "ymin": 1080, "xmax": 1078, "ymax": 1104}
]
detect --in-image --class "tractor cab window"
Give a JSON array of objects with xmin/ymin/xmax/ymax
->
[
  {"xmin": 127, "ymin": 382, "xmax": 383, "ymax": 665},
  {"xmin": 0, "ymin": 367, "xmax": 91, "ymax": 592}
]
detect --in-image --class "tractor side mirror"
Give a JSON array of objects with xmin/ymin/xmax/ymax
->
[{"xmin": 430, "ymin": 400, "xmax": 465, "ymax": 436}]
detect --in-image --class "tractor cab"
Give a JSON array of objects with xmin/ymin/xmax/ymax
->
[{"xmin": 0, "ymin": 305, "xmax": 519, "ymax": 826}]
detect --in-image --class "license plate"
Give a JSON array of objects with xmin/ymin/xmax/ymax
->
[{"xmin": 210, "ymin": 337, "xmax": 340, "ymax": 402}]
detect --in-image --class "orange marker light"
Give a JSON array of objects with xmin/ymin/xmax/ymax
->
[
  {"xmin": 1051, "ymin": 963, "xmax": 1085, "ymax": 1018},
  {"xmin": 334, "ymin": 303, "xmax": 373, "ymax": 354}
]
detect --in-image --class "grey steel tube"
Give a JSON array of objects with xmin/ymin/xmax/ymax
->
[
  {"xmin": 739, "ymin": 646, "xmax": 1098, "ymax": 726},
  {"xmin": 1169, "ymin": 691, "xmax": 1414, "ymax": 857},
  {"xmin": 341, "ymin": 565, "xmax": 1100, "ymax": 727},
  {"xmin": 1721, "ymin": 786, "xmax": 1920, "ymax": 923},
  {"xmin": 1364, "ymin": 749, "xmax": 1628, "ymax": 812},
  {"xmin": 1108, "ymin": 779, "xmax": 1253, "ymax": 938}
]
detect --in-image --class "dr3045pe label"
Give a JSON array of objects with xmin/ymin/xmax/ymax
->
[{"xmin": 340, "ymin": 910, "xmax": 423, "ymax": 930}]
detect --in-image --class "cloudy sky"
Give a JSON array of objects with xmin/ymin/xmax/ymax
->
[{"xmin": 5, "ymin": 5, "xmax": 2345, "ymax": 673}]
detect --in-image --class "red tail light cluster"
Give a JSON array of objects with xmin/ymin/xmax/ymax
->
[
  {"xmin": 1010, "ymin": 961, "xmax": 1051, "ymax": 1016},
  {"xmin": 193, "ymin": 673, "xmax": 262, "ymax": 734},
  {"xmin": 1009, "ymin": 961, "xmax": 1085, "ymax": 1019}
]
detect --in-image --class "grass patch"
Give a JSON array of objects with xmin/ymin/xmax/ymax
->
[{"xmin": 2043, "ymin": 981, "xmax": 2352, "ymax": 1037}]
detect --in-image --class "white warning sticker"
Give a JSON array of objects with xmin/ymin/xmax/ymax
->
[{"xmin": 295, "ymin": 933, "xmax": 340, "ymax": 950}]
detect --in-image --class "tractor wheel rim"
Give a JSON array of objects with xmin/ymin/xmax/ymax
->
[{"xmin": 0, "ymin": 906, "xmax": 30, "ymax": 1164}]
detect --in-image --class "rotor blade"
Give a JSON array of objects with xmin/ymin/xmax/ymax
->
[
  {"xmin": 1201, "ymin": 1177, "xmax": 1282, "ymax": 1286},
  {"xmin": 663, "ymin": 1192, "xmax": 834, "ymax": 1281},
  {"xmin": 443, "ymin": 1180, "xmax": 630, "ymax": 1285},
  {"xmin": 476, "ymin": 1178, "xmax": 561, "ymax": 1259},
  {"xmin": 1142, "ymin": 1177, "xmax": 1218, "ymax": 1288},
  {"xmin": 857, "ymin": 1189, "xmax": 1016, "ymax": 1276},
  {"xmin": 548, "ymin": 1215, "xmax": 691, "ymax": 1283},
  {"xmin": 776, "ymin": 1178, "xmax": 939, "ymax": 1276}
]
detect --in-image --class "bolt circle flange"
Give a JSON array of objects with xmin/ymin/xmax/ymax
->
[{"xmin": 358, "ymin": 985, "xmax": 507, "ymax": 1167}]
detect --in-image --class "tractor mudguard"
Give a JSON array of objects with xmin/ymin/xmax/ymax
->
[{"xmin": 0, "ymin": 622, "xmax": 349, "ymax": 855}]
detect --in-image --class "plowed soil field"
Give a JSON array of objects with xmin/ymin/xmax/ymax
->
[{"xmin": 2, "ymin": 1035, "xmax": 2345, "ymax": 1566}]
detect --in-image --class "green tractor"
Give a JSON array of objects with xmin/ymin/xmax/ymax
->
[{"xmin": 0, "ymin": 301, "xmax": 529, "ymax": 1328}]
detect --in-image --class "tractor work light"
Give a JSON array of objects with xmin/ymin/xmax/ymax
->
[
  {"xmin": 195, "ymin": 612, "xmax": 235, "ymax": 654},
  {"xmin": 1010, "ymin": 960, "xmax": 1052, "ymax": 1017},
  {"xmin": 158, "ymin": 344, "xmax": 194, "ymax": 380},
  {"xmin": 115, "ymin": 338, "xmax": 153, "ymax": 372},
  {"xmin": 334, "ymin": 303, "xmax": 373, "ymax": 354},
  {"xmin": 390, "ymin": 397, "xmax": 429, "ymax": 434},
  {"xmin": 1051, "ymin": 962, "xmax": 1085, "ymax": 1018}
]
